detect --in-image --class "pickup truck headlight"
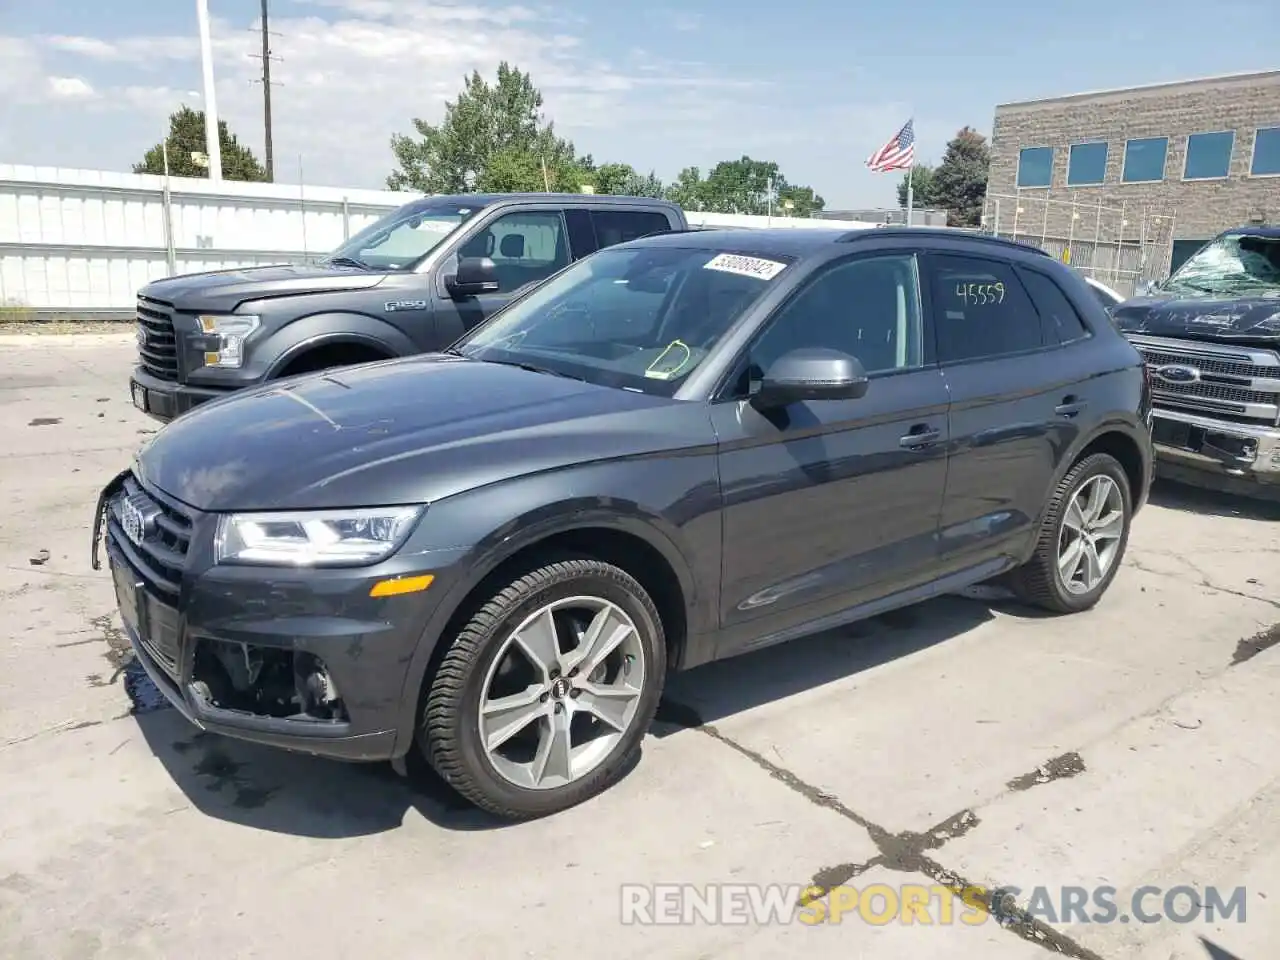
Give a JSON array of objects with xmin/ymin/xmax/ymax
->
[
  {"xmin": 215, "ymin": 506, "xmax": 425, "ymax": 567},
  {"xmin": 198, "ymin": 314, "xmax": 260, "ymax": 368}
]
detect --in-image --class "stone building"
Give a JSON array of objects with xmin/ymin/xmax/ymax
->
[{"xmin": 985, "ymin": 70, "xmax": 1280, "ymax": 292}]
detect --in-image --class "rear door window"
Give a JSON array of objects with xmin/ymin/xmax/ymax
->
[
  {"xmin": 925, "ymin": 254, "xmax": 1045, "ymax": 363},
  {"xmin": 591, "ymin": 210, "xmax": 674, "ymax": 250}
]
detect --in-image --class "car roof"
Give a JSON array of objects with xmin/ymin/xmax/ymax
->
[
  {"xmin": 425, "ymin": 192, "xmax": 679, "ymax": 207},
  {"xmin": 626, "ymin": 225, "xmax": 1055, "ymax": 262},
  {"xmin": 1219, "ymin": 225, "xmax": 1280, "ymax": 239},
  {"xmin": 630, "ymin": 227, "xmax": 847, "ymax": 258}
]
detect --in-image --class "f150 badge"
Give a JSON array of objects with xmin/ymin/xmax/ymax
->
[{"xmin": 383, "ymin": 300, "xmax": 429, "ymax": 312}]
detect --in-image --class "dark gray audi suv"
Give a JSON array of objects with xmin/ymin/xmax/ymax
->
[{"xmin": 94, "ymin": 226, "xmax": 1154, "ymax": 820}]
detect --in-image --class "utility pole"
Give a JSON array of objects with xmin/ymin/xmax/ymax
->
[{"xmin": 260, "ymin": 0, "xmax": 274, "ymax": 180}]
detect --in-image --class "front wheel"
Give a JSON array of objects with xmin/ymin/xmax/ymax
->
[
  {"xmin": 1010, "ymin": 452, "xmax": 1133, "ymax": 614},
  {"xmin": 421, "ymin": 558, "xmax": 667, "ymax": 820}
]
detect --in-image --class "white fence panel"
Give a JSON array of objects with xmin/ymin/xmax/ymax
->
[{"xmin": 0, "ymin": 165, "xmax": 875, "ymax": 314}]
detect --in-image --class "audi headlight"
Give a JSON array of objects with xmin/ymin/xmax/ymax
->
[
  {"xmin": 198, "ymin": 314, "xmax": 260, "ymax": 368},
  {"xmin": 215, "ymin": 506, "xmax": 425, "ymax": 567}
]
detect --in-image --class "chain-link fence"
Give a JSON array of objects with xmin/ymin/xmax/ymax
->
[{"xmin": 977, "ymin": 193, "xmax": 1178, "ymax": 298}]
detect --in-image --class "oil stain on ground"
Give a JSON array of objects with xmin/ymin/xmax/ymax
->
[
  {"xmin": 1006, "ymin": 752, "xmax": 1087, "ymax": 792},
  {"xmin": 1232, "ymin": 622, "xmax": 1280, "ymax": 666},
  {"xmin": 191, "ymin": 747, "xmax": 279, "ymax": 809}
]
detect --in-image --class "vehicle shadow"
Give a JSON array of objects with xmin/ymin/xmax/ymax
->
[
  {"xmin": 131, "ymin": 593, "xmax": 1006, "ymax": 836},
  {"xmin": 1148, "ymin": 477, "xmax": 1280, "ymax": 521},
  {"xmin": 653, "ymin": 593, "xmax": 999, "ymax": 733}
]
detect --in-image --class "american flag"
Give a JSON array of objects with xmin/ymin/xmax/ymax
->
[{"xmin": 865, "ymin": 119, "xmax": 915, "ymax": 173}]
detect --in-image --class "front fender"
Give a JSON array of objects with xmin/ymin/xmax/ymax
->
[
  {"xmin": 387, "ymin": 456, "xmax": 723, "ymax": 756},
  {"xmin": 262, "ymin": 312, "xmax": 419, "ymax": 377}
]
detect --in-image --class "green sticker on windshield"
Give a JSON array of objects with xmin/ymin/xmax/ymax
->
[{"xmin": 645, "ymin": 340, "xmax": 693, "ymax": 380}]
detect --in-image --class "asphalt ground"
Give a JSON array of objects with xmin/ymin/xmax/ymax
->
[{"xmin": 1, "ymin": 333, "xmax": 1277, "ymax": 960}]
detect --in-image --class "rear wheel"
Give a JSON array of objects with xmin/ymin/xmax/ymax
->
[
  {"xmin": 1010, "ymin": 452, "xmax": 1133, "ymax": 614},
  {"xmin": 421, "ymin": 559, "xmax": 666, "ymax": 820}
]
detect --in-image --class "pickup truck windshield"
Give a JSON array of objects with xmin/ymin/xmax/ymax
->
[
  {"xmin": 453, "ymin": 245, "xmax": 793, "ymax": 396},
  {"xmin": 1164, "ymin": 233, "xmax": 1280, "ymax": 295},
  {"xmin": 325, "ymin": 200, "xmax": 486, "ymax": 272}
]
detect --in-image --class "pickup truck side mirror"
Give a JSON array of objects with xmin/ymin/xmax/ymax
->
[
  {"xmin": 752, "ymin": 348, "xmax": 869, "ymax": 409},
  {"xmin": 446, "ymin": 257, "xmax": 500, "ymax": 297}
]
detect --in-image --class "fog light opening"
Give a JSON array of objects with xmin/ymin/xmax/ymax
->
[
  {"xmin": 190, "ymin": 639, "xmax": 347, "ymax": 722},
  {"xmin": 294, "ymin": 651, "xmax": 347, "ymax": 722}
]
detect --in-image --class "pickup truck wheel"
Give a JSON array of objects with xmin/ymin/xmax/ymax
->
[
  {"xmin": 421, "ymin": 559, "xmax": 666, "ymax": 820},
  {"xmin": 1010, "ymin": 452, "xmax": 1133, "ymax": 614}
]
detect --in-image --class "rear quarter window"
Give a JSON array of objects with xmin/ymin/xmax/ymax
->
[{"xmin": 1016, "ymin": 267, "xmax": 1091, "ymax": 345}]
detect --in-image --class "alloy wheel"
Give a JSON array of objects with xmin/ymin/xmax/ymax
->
[
  {"xmin": 1057, "ymin": 474, "xmax": 1125, "ymax": 595},
  {"xmin": 478, "ymin": 596, "xmax": 647, "ymax": 790}
]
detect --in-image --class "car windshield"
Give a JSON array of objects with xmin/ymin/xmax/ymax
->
[
  {"xmin": 1163, "ymin": 233, "xmax": 1280, "ymax": 296},
  {"xmin": 324, "ymin": 199, "xmax": 487, "ymax": 272},
  {"xmin": 452, "ymin": 244, "xmax": 794, "ymax": 396}
]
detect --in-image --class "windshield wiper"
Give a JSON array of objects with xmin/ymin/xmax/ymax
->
[
  {"xmin": 323, "ymin": 256, "xmax": 372, "ymax": 270},
  {"xmin": 483, "ymin": 358, "xmax": 585, "ymax": 381}
]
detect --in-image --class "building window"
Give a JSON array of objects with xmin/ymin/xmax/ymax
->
[
  {"xmin": 1017, "ymin": 146, "xmax": 1053, "ymax": 188},
  {"xmin": 1183, "ymin": 131, "xmax": 1234, "ymax": 180},
  {"xmin": 1122, "ymin": 137, "xmax": 1169, "ymax": 183},
  {"xmin": 1067, "ymin": 142, "xmax": 1108, "ymax": 185},
  {"xmin": 1251, "ymin": 126, "xmax": 1280, "ymax": 176}
]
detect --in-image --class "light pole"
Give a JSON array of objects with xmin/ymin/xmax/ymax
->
[{"xmin": 196, "ymin": 0, "xmax": 223, "ymax": 181}]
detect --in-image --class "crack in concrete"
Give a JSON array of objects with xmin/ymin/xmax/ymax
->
[
  {"xmin": 655, "ymin": 700, "xmax": 1105, "ymax": 959},
  {"xmin": 1127, "ymin": 556, "xmax": 1280, "ymax": 611}
]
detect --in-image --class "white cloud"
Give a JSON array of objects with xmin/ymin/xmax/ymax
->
[
  {"xmin": 47, "ymin": 76, "xmax": 97, "ymax": 100},
  {"xmin": 0, "ymin": 3, "xmax": 912, "ymax": 205}
]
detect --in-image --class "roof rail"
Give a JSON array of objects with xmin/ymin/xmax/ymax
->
[{"xmin": 836, "ymin": 227, "xmax": 1052, "ymax": 256}]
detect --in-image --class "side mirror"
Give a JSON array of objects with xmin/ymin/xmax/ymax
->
[
  {"xmin": 446, "ymin": 257, "xmax": 499, "ymax": 297},
  {"xmin": 753, "ymin": 348, "xmax": 869, "ymax": 408}
]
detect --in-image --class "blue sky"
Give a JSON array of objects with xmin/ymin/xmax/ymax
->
[{"xmin": 1, "ymin": 0, "xmax": 1276, "ymax": 207}]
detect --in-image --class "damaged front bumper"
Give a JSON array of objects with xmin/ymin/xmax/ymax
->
[
  {"xmin": 1150, "ymin": 408, "xmax": 1280, "ymax": 494},
  {"xmin": 97, "ymin": 480, "xmax": 456, "ymax": 762}
]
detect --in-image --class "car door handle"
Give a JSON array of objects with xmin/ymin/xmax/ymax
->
[
  {"xmin": 899, "ymin": 425, "xmax": 942, "ymax": 449},
  {"xmin": 1055, "ymin": 396, "xmax": 1088, "ymax": 418}
]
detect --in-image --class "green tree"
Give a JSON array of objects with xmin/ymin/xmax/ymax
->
[
  {"xmin": 930, "ymin": 127, "xmax": 990, "ymax": 227},
  {"xmin": 133, "ymin": 105, "xmax": 268, "ymax": 181},
  {"xmin": 664, "ymin": 166, "xmax": 709, "ymax": 210},
  {"xmin": 475, "ymin": 147, "xmax": 587, "ymax": 193},
  {"xmin": 777, "ymin": 183, "xmax": 825, "ymax": 218},
  {"xmin": 896, "ymin": 164, "xmax": 938, "ymax": 209},
  {"xmin": 584, "ymin": 162, "xmax": 665, "ymax": 198},
  {"xmin": 663, "ymin": 157, "xmax": 823, "ymax": 215},
  {"xmin": 386, "ymin": 62, "xmax": 578, "ymax": 193}
]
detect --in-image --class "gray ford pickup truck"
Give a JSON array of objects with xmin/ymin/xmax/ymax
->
[
  {"xmin": 129, "ymin": 193, "xmax": 687, "ymax": 422},
  {"xmin": 1112, "ymin": 226, "xmax": 1280, "ymax": 497}
]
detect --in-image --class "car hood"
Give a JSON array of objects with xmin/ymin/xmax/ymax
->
[
  {"xmin": 134, "ymin": 355, "xmax": 711, "ymax": 512},
  {"xmin": 139, "ymin": 263, "xmax": 388, "ymax": 313},
  {"xmin": 1112, "ymin": 291, "xmax": 1280, "ymax": 343}
]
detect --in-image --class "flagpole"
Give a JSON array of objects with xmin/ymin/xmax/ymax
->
[
  {"xmin": 906, "ymin": 163, "xmax": 914, "ymax": 227},
  {"xmin": 905, "ymin": 116, "xmax": 914, "ymax": 227}
]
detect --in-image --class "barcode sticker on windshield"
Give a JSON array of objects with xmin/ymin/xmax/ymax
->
[{"xmin": 703, "ymin": 253, "xmax": 787, "ymax": 281}]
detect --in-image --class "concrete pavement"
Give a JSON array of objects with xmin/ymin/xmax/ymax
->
[{"xmin": 1, "ymin": 334, "xmax": 1276, "ymax": 960}]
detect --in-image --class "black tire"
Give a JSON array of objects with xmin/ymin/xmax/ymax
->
[
  {"xmin": 421, "ymin": 558, "xmax": 667, "ymax": 820},
  {"xmin": 1009, "ymin": 452, "xmax": 1133, "ymax": 614}
]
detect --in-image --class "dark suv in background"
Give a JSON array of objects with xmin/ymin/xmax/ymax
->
[
  {"xmin": 97, "ymin": 227, "xmax": 1153, "ymax": 821},
  {"xmin": 128, "ymin": 193, "xmax": 685, "ymax": 422}
]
